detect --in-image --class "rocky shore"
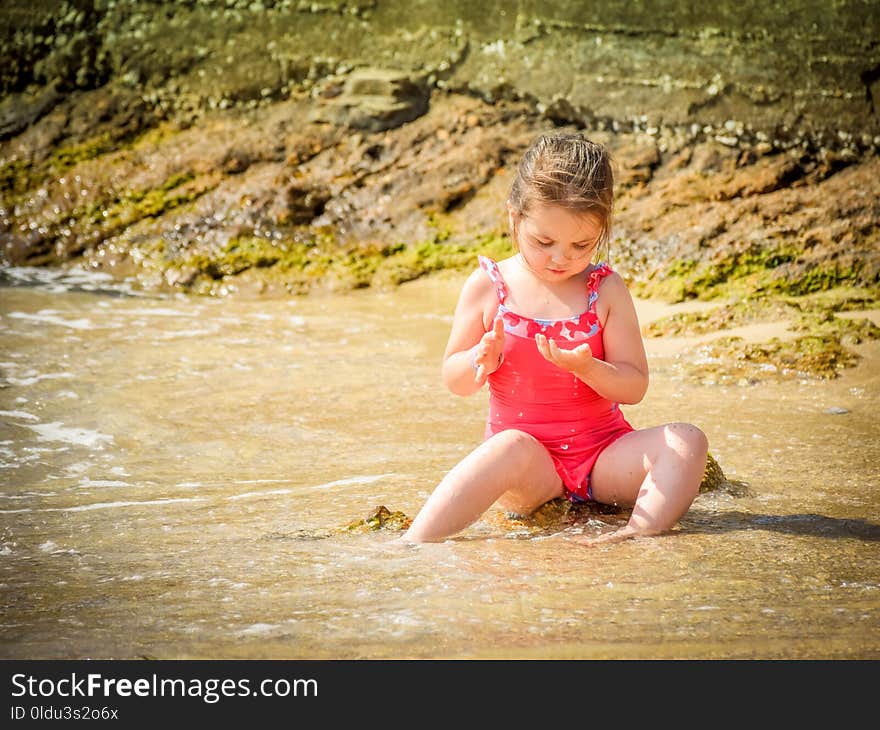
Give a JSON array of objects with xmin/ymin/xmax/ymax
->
[{"xmin": 1, "ymin": 1, "xmax": 878, "ymax": 382}]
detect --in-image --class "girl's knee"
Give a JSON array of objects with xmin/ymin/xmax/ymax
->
[
  {"xmin": 664, "ymin": 422, "xmax": 709, "ymax": 458},
  {"xmin": 491, "ymin": 428, "xmax": 543, "ymax": 457},
  {"xmin": 494, "ymin": 428, "xmax": 538, "ymax": 445}
]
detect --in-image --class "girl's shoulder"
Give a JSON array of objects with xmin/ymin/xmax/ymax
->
[
  {"xmin": 459, "ymin": 258, "xmax": 503, "ymax": 310},
  {"xmin": 591, "ymin": 267, "xmax": 635, "ymax": 327},
  {"xmin": 590, "ymin": 263, "xmax": 624, "ymax": 293}
]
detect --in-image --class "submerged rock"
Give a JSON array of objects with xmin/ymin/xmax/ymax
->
[
  {"xmin": 699, "ymin": 452, "xmax": 750, "ymax": 497},
  {"xmin": 344, "ymin": 505, "xmax": 413, "ymax": 533}
]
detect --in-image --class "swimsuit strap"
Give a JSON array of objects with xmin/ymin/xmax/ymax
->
[
  {"xmin": 477, "ymin": 255, "xmax": 509, "ymax": 303},
  {"xmin": 479, "ymin": 255, "xmax": 613, "ymax": 311},
  {"xmin": 586, "ymin": 262, "xmax": 613, "ymax": 312}
]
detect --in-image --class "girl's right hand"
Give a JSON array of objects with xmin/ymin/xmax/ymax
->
[{"xmin": 472, "ymin": 316, "xmax": 505, "ymax": 386}]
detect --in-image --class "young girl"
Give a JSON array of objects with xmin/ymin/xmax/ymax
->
[{"xmin": 401, "ymin": 132, "xmax": 708, "ymax": 545}]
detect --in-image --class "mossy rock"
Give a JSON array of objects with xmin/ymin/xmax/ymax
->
[
  {"xmin": 682, "ymin": 332, "xmax": 863, "ymax": 383},
  {"xmin": 343, "ymin": 505, "xmax": 413, "ymax": 533},
  {"xmin": 699, "ymin": 452, "xmax": 750, "ymax": 496}
]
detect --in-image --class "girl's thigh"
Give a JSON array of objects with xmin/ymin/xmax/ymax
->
[
  {"xmin": 588, "ymin": 425, "xmax": 666, "ymax": 507},
  {"xmin": 488, "ymin": 429, "xmax": 565, "ymax": 514}
]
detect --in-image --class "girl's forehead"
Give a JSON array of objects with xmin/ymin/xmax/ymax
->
[{"xmin": 522, "ymin": 204, "xmax": 602, "ymax": 240}]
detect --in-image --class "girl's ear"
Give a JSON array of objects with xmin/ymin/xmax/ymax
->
[{"xmin": 506, "ymin": 201, "xmax": 518, "ymax": 232}]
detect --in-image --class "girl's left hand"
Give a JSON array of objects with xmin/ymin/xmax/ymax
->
[{"xmin": 535, "ymin": 333, "xmax": 593, "ymax": 373}]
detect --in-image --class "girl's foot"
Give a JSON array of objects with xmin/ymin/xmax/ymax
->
[{"xmin": 572, "ymin": 523, "xmax": 655, "ymax": 546}]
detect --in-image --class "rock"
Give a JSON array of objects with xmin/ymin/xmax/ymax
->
[
  {"xmin": 344, "ymin": 505, "xmax": 412, "ymax": 533},
  {"xmin": 0, "ymin": 82, "xmax": 62, "ymax": 140},
  {"xmin": 309, "ymin": 68, "xmax": 430, "ymax": 132},
  {"xmin": 699, "ymin": 453, "xmax": 750, "ymax": 496},
  {"xmin": 272, "ymin": 183, "xmax": 331, "ymax": 225}
]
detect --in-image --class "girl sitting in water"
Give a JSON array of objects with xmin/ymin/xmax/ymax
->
[{"xmin": 402, "ymin": 132, "xmax": 708, "ymax": 545}]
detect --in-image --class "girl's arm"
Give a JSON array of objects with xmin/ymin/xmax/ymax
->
[
  {"xmin": 537, "ymin": 272, "xmax": 649, "ymax": 404},
  {"xmin": 441, "ymin": 268, "xmax": 502, "ymax": 396},
  {"xmin": 575, "ymin": 272, "xmax": 648, "ymax": 403}
]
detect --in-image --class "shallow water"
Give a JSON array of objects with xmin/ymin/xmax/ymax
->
[{"xmin": 1, "ymin": 265, "xmax": 878, "ymax": 659}]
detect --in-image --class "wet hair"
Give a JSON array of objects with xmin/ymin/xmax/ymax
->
[{"xmin": 508, "ymin": 132, "xmax": 615, "ymax": 257}]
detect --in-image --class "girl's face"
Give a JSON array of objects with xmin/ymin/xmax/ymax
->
[{"xmin": 509, "ymin": 202, "xmax": 603, "ymax": 281}]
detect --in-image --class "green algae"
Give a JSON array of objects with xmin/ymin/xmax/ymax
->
[
  {"xmin": 643, "ymin": 285, "xmax": 878, "ymax": 381},
  {"xmin": 100, "ymin": 171, "xmax": 201, "ymax": 226},
  {"xmin": 643, "ymin": 287, "xmax": 880, "ymax": 339},
  {"xmin": 782, "ymin": 287, "xmax": 880, "ymax": 313},
  {"xmin": 166, "ymin": 231, "xmax": 516, "ymax": 293},
  {"xmin": 2, "ymin": 133, "xmax": 120, "ymax": 203},
  {"xmin": 683, "ymin": 333, "xmax": 862, "ymax": 384},
  {"xmin": 0, "ymin": 157, "xmax": 35, "ymax": 199},
  {"xmin": 788, "ymin": 310, "xmax": 880, "ymax": 345},
  {"xmin": 643, "ymin": 298, "xmax": 795, "ymax": 337},
  {"xmin": 47, "ymin": 133, "xmax": 117, "ymax": 176},
  {"xmin": 55, "ymin": 171, "xmax": 206, "ymax": 251},
  {"xmin": 632, "ymin": 242, "xmax": 870, "ymax": 304}
]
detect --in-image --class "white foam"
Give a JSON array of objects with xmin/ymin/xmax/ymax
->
[
  {"xmin": 154, "ymin": 327, "xmax": 220, "ymax": 339},
  {"xmin": 0, "ymin": 410, "xmax": 40, "ymax": 421},
  {"xmin": 76, "ymin": 478, "xmax": 132, "ymax": 489},
  {"xmin": 316, "ymin": 474, "xmax": 393, "ymax": 489},
  {"xmin": 27, "ymin": 422, "xmax": 114, "ymax": 449},
  {"xmin": 226, "ymin": 473, "xmax": 393, "ymax": 501},
  {"xmin": 0, "ymin": 492, "xmax": 58, "ymax": 500},
  {"xmin": 0, "ymin": 264, "xmax": 151, "ymax": 297},
  {"xmin": 7, "ymin": 311, "xmax": 97, "ymax": 330},
  {"xmin": 124, "ymin": 308, "xmax": 192, "ymax": 317},
  {"xmin": 6, "ymin": 372, "xmax": 74, "ymax": 386},
  {"xmin": 226, "ymin": 474, "xmax": 393, "ymax": 500},
  {"xmin": 0, "ymin": 496, "xmax": 207, "ymax": 514},
  {"xmin": 227, "ymin": 488, "xmax": 294, "ymax": 501},
  {"xmin": 237, "ymin": 623, "xmax": 282, "ymax": 636},
  {"xmin": 233, "ymin": 478, "xmax": 299, "ymax": 485}
]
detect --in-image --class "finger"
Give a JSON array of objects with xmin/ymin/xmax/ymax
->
[
  {"xmin": 485, "ymin": 317, "xmax": 505, "ymax": 344},
  {"xmin": 547, "ymin": 338, "xmax": 566, "ymax": 364},
  {"xmin": 535, "ymin": 333, "xmax": 551, "ymax": 360},
  {"xmin": 475, "ymin": 363, "xmax": 486, "ymax": 383}
]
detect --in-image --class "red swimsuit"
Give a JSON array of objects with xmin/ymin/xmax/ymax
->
[{"xmin": 478, "ymin": 255, "xmax": 635, "ymax": 502}]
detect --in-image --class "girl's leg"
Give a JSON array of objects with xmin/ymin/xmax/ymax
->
[
  {"xmin": 402, "ymin": 429, "xmax": 564, "ymax": 543},
  {"xmin": 583, "ymin": 422, "xmax": 708, "ymax": 545}
]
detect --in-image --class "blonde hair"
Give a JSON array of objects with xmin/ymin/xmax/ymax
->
[{"xmin": 508, "ymin": 132, "xmax": 615, "ymax": 257}]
